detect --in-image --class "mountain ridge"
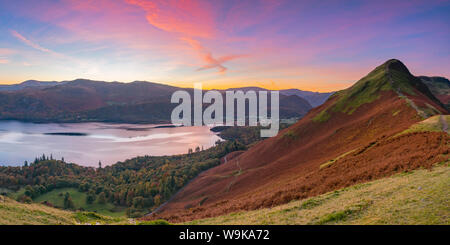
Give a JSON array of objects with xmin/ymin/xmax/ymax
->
[
  {"xmin": 0, "ymin": 79, "xmax": 332, "ymax": 112},
  {"xmin": 0, "ymin": 79, "xmax": 318, "ymax": 123},
  {"xmin": 147, "ymin": 59, "xmax": 449, "ymax": 222}
]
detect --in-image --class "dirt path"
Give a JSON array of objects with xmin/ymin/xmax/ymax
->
[
  {"xmin": 225, "ymin": 160, "xmax": 242, "ymax": 192},
  {"xmin": 386, "ymin": 65, "xmax": 426, "ymax": 118},
  {"xmin": 440, "ymin": 115, "xmax": 448, "ymax": 133}
]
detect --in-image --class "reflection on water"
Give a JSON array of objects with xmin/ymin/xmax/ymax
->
[{"xmin": 0, "ymin": 121, "xmax": 222, "ymax": 167}]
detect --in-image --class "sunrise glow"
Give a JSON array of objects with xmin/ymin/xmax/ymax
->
[{"xmin": 0, "ymin": 0, "xmax": 449, "ymax": 92}]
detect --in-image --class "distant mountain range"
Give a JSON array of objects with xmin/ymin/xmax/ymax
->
[
  {"xmin": 279, "ymin": 89, "xmax": 334, "ymax": 107},
  {"xmin": 0, "ymin": 80, "xmax": 62, "ymax": 91},
  {"xmin": 148, "ymin": 59, "xmax": 449, "ymax": 222},
  {"xmin": 0, "ymin": 79, "xmax": 333, "ymax": 123}
]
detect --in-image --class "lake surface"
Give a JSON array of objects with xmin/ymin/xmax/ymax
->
[{"xmin": 0, "ymin": 121, "xmax": 222, "ymax": 167}]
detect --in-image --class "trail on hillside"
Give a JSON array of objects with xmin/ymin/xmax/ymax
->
[
  {"xmin": 440, "ymin": 115, "xmax": 448, "ymax": 133},
  {"xmin": 226, "ymin": 160, "xmax": 242, "ymax": 192},
  {"xmin": 386, "ymin": 65, "xmax": 426, "ymax": 118}
]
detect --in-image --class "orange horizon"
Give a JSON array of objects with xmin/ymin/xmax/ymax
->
[{"xmin": 0, "ymin": 78, "xmax": 344, "ymax": 93}]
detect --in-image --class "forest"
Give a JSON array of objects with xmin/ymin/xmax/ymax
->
[{"xmin": 0, "ymin": 140, "xmax": 246, "ymax": 217}]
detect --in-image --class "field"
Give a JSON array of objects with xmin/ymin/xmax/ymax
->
[
  {"xmin": 31, "ymin": 188, "xmax": 126, "ymax": 217},
  {"xmin": 0, "ymin": 195, "xmax": 75, "ymax": 225},
  {"xmin": 185, "ymin": 163, "xmax": 449, "ymax": 225},
  {"xmin": 0, "ymin": 195, "xmax": 158, "ymax": 225}
]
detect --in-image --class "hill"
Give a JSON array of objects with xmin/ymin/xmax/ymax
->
[
  {"xmin": 0, "ymin": 80, "xmax": 62, "ymax": 91},
  {"xmin": 3, "ymin": 161, "xmax": 448, "ymax": 225},
  {"xmin": 0, "ymin": 194, "xmax": 75, "ymax": 225},
  {"xmin": 280, "ymin": 89, "xmax": 334, "ymax": 107},
  {"xmin": 147, "ymin": 59, "xmax": 449, "ymax": 222},
  {"xmin": 185, "ymin": 163, "xmax": 449, "ymax": 225},
  {"xmin": 0, "ymin": 80, "xmax": 317, "ymax": 123},
  {"xmin": 419, "ymin": 76, "xmax": 450, "ymax": 110},
  {"xmin": 0, "ymin": 195, "xmax": 131, "ymax": 225}
]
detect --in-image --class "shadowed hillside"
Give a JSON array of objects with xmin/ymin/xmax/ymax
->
[
  {"xmin": 148, "ymin": 59, "xmax": 449, "ymax": 222},
  {"xmin": 419, "ymin": 76, "xmax": 450, "ymax": 110},
  {"xmin": 280, "ymin": 89, "xmax": 334, "ymax": 107},
  {"xmin": 0, "ymin": 80, "xmax": 316, "ymax": 123}
]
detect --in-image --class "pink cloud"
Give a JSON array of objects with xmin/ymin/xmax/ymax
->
[
  {"xmin": 125, "ymin": 0, "xmax": 243, "ymax": 73},
  {"xmin": 0, "ymin": 48, "xmax": 16, "ymax": 55},
  {"xmin": 181, "ymin": 37, "xmax": 245, "ymax": 74},
  {"xmin": 10, "ymin": 30, "xmax": 53, "ymax": 53},
  {"xmin": 125, "ymin": 0, "xmax": 216, "ymax": 38}
]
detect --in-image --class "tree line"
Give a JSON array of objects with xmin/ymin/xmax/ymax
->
[{"xmin": 0, "ymin": 140, "xmax": 246, "ymax": 217}]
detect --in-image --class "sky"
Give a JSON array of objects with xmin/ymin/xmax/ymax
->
[{"xmin": 0, "ymin": 0, "xmax": 448, "ymax": 92}]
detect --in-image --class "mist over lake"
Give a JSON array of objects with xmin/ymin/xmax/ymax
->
[{"xmin": 0, "ymin": 121, "xmax": 222, "ymax": 167}]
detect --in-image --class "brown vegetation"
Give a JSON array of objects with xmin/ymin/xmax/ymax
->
[{"xmin": 146, "ymin": 61, "xmax": 449, "ymax": 222}]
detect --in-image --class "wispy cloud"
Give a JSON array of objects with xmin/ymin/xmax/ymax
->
[
  {"xmin": 126, "ymin": 0, "xmax": 245, "ymax": 74},
  {"xmin": 181, "ymin": 37, "xmax": 245, "ymax": 73},
  {"xmin": 0, "ymin": 48, "xmax": 15, "ymax": 65},
  {"xmin": 125, "ymin": 0, "xmax": 216, "ymax": 38},
  {"xmin": 0, "ymin": 58, "xmax": 9, "ymax": 64},
  {"xmin": 10, "ymin": 30, "xmax": 54, "ymax": 53}
]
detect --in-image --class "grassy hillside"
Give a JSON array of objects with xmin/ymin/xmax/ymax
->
[
  {"xmin": 185, "ymin": 163, "xmax": 449, "ymax": 225},
  {"xmin": 0, "ymin": 195, "xmax": 144, "ymax": 225},
  {"xmin": 32, "ymin": 188, "xmax": 126, "ymax": 217},
  {"xmin": 312, "ymin": 59, "xmax": 446, "ymax": 123},
  {"xmin": 0, "ymin": 195, "xmax": 75, "ymax": 225},
  {"xmin": 397, "ymin": 115, "xmax": 449, "ymax": 135},
  {"xmin": 150, "ymin": 59, "xmax": 448, "ymax": 222},
  {"xmin": 2, "ymin": 163, "xmax": 449, "ymax": 225}
]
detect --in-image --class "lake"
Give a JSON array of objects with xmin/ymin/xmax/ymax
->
[{"xmin": 0, "ymin": 121, "xmax": 222, "ymax": 167}]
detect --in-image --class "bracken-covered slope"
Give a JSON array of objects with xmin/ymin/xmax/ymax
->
[
  {"xmin": 148, "ymin": 59, "xmax": 449, "ymax": 222},
  {"xmin": 185, "ymin": 164, "xmax": 449, "ymax": 225}
]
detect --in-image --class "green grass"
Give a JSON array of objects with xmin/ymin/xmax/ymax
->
[
  {"xmin": 184, "ymin": 162, "xmax": 450, "ymax": 225},
  {"xmin": 312, "ymin": 110, "xmax": 331, "ymax": 122},
  {"xmin": 138, "ymin": 219, "xmax": 171, "ymax": 225},
  {"xmin": 311, "ymin": 59, "xmax": 427, "ymax": 123},
  {"xmin": 312, "ymin": 60, "xmax": 395, "ymax": 123},
  {"xmin": 396, "ymin": 115, "xmax": 449, "ymax": 137},
  {"xmin": 319, "ymin": 149, "xmax": 357, "ymax": 169},
  {"xmin": 0, "ymin": 195, "xmax": 75, "ymax": 225},
  {"xmin": 73, "ymin": 211, "xmax": 129, "ymax": 225},
  {"xmin": 330, "ymin": 61, "xmax": 392, "ymax": 115},
  {"xmin": 0, "ymin": 195, "xmax": 164, "ymax": 225},
  {"xmin": 392, "ymin": 109, "xmax": 401, "ymax": 116},
  {"xmin": 32, "ymin": 188, "xmax": 126, "ymax": 217},
  {"xmin": 390, "ymin": 69, "xmax": 417, "ymax": 95},
  {"xmin": 8, "ymin": 187, "xmax": 26, "ymax": 200},
  {"xmin": 282, "ymin": 130, "xmax": 298, "ymax": 139}
]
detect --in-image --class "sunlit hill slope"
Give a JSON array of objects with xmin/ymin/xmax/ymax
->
[{"xmin": 149, "ymin": 59, "xmax": 449, "ymax": 222}]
